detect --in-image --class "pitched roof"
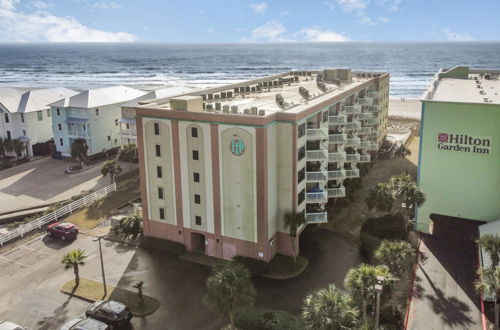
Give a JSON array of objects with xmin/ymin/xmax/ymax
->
[
  {"xmin": 0, "ymin": 88, "xmax": 24, "ymax": 112},
  {"xmin": 50, "ymin": 86, "xmax": 147, "ymax": 109},
  {"xmin": 16, "ymin": 87, "xmax": 78, "ymax": 113}
]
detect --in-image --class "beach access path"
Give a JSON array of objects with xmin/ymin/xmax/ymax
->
[{"xmin": 389, "ymin": 98, "xmax": 421, "ymax": 119}]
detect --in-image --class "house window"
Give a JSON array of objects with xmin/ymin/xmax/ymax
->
[
  {"xmin": 298, "ymin": 168, "xmax": 305, "ymax": 184},
  {"xmin": 159, "ymin": 208, "xmax": 165, "ymax": 220},
  {"xmin": 60, "ymin": 138, "xmax": 63, "ymax": 146},
  {"xmin": 194, "ymin": 194, "xmax": 201, "ymax": 204},
  {"xmin": 298, "ymin": 123, "xmax": 305, "ymax": 138},
  {"xmin": 298, "ymin": 189, "xmax": 305, "ymax": 205},
  {"xmin": 155, "ymin": 144, "xmax": 161, "ymax": 157},
  {"xmin": 114, "ymin": 139, "xmax": 118, "ymax": 145},
  {"xmin": 193, "ymin": 172, "xmax": 200, "ymax": 182},
  {"xmin": 158, "ymin": 187, "xmax": 164, "ymax": 200},
  {"xmin": 56, "ymin": 108, "xmax": 60, "ymax": 116},
  {"xmin": 58, "ymin": 123, "xmax": 62, "ymax": 131},
  {"xmin": 154, "ymin": 123, "xmax": 160, "ymax": 135},
  {"xmin": 195, "ymin": 216, "xmax": 202, "ymax": 226},
  {"xmin": 156, "ymin": 166, "xmax": 162, "ymax": 178},
  {"xmin": 22, "ymin": 130, "xmax": 26, "ymax": 136},
  {"xmin": 20, "ymin": 113, "xmax": 24, "ymax": 123},
  {"xmin": 191, "ymin": 127, "xmax": 198, "ymax": 137},
  {"xmin": 107, "ymin": 135, "xmax": 111, "ymax": 141},
  {"xmin": 95, "ymin": 108, "xmax": 99, "ymax": 116},
  {"xmin": 115, "ymin": 119, "xmax": 118, "ymax": 126},
  {"xmin": 37, "ymin": 111, "xmax": 43, "ymax": 121},
  {"xmin": 126, "ymin": 123, "xmax": 130, "ymax": 129},
  {"xmin": 6, "ymin": 131, "xmax": 11, "ymax": 140},
  {"xmin": 47, "ymin": 109, "xmax": 50, "ymax": 117},
  {"xmin": 192, "ymin": 150, "xmax": 199, "ymax": 160},
  {"xmin": 4, "ymin": 113, "xmax": 9, "ymax": 123}
]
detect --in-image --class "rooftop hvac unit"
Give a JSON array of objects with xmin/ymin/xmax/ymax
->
[
  {"xmin": 231, "ymin": 106, "xmax": 238, "ymax": 114},
  {"xmin": 223, "ymin": 105, "xmax": 230, "ymax": 113},
  {"xmin": 227, "ymin": 91, "xmax": 233, "ymax": 98},
  {"xmin": 299, "ymin": 87, "xmax": 310, "ymax": 99},
  {"xmin": 250, "ymin": 107, "xmax": 258, "ymax": 115},
  {"xmin": 207, "ymin": 94, "xmax": 213, "ymax": 100},
  {"xmin": 215, "ymin": 102, "xmax": 221, "ymax": 110},
  {"xmin": 256, "ymin": 85, "xmax": 262, "ymax": 92},
  {"xmin": 275, "ymin": 93, "xmax": 284, "ymax": 107},
  {"xmin": 273, "ymin": 80, "xmax": 278, "ymax": 86},
  {"xmin": 243, "ymin": 108, "xmax": 251, "ymax": 115},
  {"xmin": 221, "ymin": 92, "xmax": 226, "ymax": 99},
  {"xmin": 251, "ymin": 86, "xmax": 256, "ymax": 92},
  {"xmin": 240, "ymin": 87, "xmax": 246, "ymax": 93},
  {"xmin": 245, "ymin": 86, "xmax": 250, "ymax": 92},
  {"xmin": 263, "ymin": 81, "xmax": 268, "ymax": 87},
  {"xmin": 294, "ymin": 76, "xmax": 299, "ymax": 82},
  {"xmin": 258, "ymin": 110, "xmax": 266, "ymax": 116}
]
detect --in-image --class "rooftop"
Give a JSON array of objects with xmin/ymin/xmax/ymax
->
[
  {"xmin": 138, "ymin": 69, "xmax": 385, "ymax": 117},
  {"xmin": 121, "ymin": 86, "xmax": 197, "ymax": 108},
  {"xmin": 423, "ymin": 66, "xmax": 500, "ymax": 105},
  {"xmin": 0, "ymin": 87, "xmax": 78, "ymax": 113}
]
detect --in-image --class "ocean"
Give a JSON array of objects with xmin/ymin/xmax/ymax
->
[{"xmin": 1, "ymin": 42, "xmax": 499, "ymax": 98}]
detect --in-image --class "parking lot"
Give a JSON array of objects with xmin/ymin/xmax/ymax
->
[{"xmin": 0, "ymin": 233, "xmax": 136, "ymax": 329}]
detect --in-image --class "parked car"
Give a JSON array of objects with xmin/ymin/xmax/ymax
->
[
  {"xmin": 47, "ymin": 222, "xmax": 79, "ymax": 241},
  {"xmin": 0, "ymin": 321, "xmax": 26, "ymax": 330},
  {"xmin": 60, "ymin": 318, "xmax": 110, "ymax": 330},
  {"xmin": 86, "ymin": 300, "xmax": 132, "ymax": 328}
]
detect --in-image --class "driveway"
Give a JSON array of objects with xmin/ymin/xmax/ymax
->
[
  {"xmin": 406, "ymin": 234, "xmax": 482, "ymax": 330},
  {"xmin": 0, "ymin": 157, "xmax": 108, "ymax": 214},
  {"xmin": 0, "ymin": 233, "xmax": 136, "ymax": 329}
]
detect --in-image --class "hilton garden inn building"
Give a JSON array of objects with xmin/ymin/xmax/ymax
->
[{"xmin": 135, "ymin": 69, "xmax": 389, "ymax": 261}]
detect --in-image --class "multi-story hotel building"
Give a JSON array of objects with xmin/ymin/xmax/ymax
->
[
  {"xmin": 417, "ymin": 66, "xmax": 500, "ymax": 240},
  {"xmin": 135, "ymin": 69, "xmax": 389, "ymax": 261}
]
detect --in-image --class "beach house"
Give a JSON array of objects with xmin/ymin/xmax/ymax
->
[
  {"xmin": 50, "ymin": 86, "xmax": 146, "ymax": 158},
  {"xmin": 135, "ymin": 69, "xmax": 389, "ymax": 261},
  {"xmin": 0, "ymin": 87, "xmax": 78, "ymax": 158}
]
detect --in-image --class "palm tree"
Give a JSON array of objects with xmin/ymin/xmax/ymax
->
[
  {"xmin": 283, "ymin": 211, "xmax": 306, "ymax": 263},
  {"xmin": 375, "ymin": 240, "xmax": 416, "ymax": 277},
  {"xmin": 12, "ymin": 139, "xmax": 24, "ymax": 160},
  {"xmin": 133, "ymin": 281, "xmax": 144, "ymax": 305},
  {"xmin": 118, "ymin": 143, "xmax": 138, "ymax": 170},
  {"xmin": 203, "ymin": 262, "xmax": 256, "ymax": 329},
  {"xmin": 302, "ymin": 284, "xmax": 359, "ymax": 329},
  {"xmin": 344, "ymin": 264, "xmax": 394, "ymax": 325},
  {"xmin": 389, "ymin": 174, "xmax": 425, "ymax": 233},
  {"xmin": 477, "ymin": 235, "xmax": 500, "ymax": 268},
  {"xmin": 365, "ymin": 183, "xmax": 394, "ymax": 214},
  {"xmin": 476, "ymin": 266, "xmax": 500, "ymax": 329},
  {"xmin": 70, "ymin": 138, "xmax": 89, "ymax": 168},
  {"xmin": 62, "ymin": 249, "xmax": 87, "ymax": 286},
  {"xmin": 101, "ymin": 160, "xmax": 122, "ymax": 184},
  {"xmin": 113, "ymin": 215, "xmax": 143, "ymax": 239}
]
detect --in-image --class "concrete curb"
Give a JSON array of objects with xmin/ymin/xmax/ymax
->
[
  {"xmin": 259, "ymin": 257, "xmax": 309, "ymax": 280},
  {"xmin": 404, "ymin": 232, "xmax": 422, "ymax": 330}
]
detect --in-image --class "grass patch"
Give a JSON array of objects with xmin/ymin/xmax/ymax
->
[
  {"xmin": 262, "ymin": 254, "xmax": 308, "ymax": 279},
  {"xmin": 61, "ymin": 278, "xmax": 159, "ymax": 316},
  {"xmin": 234, "ymin": 307, "xmax": 304, "ymax": 330},
  {"xmin": 139, "ymin": 236, "xmax": 186, "ymax": 257}
]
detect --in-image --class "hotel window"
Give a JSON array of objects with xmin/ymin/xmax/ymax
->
[
  {"xmin": 195, "ymin": 216, "xmax": 202, "ymax": 226},
  {"xmin": 155, "ymin": 144, "xmax": 161, "ymax": 157},
  {"xmin": 95, "ymin": 108, "xmax": 99, "ymax": 116},
  {"xmin": 47, "ymin": 109, "xmax": 50, "ymax": 117},
  {"xmin": 158, "ymin": 187, "xmax": 164, "ymax": 200},
  {"xmin": 60, "ymin": 138, "xmax": 63, "ymax": 146},
  {"xmin": 4, "ymin": 113, "xmax": 9, "ymax": 123},
  {"xmin": 192, "ymin": 150, "xmax": 199, "ymax": 160},
  {"xmin": 115, "ymin": 119, "xmax": 119, "ymax": 126},
  {"xmin": 194, "ymin": 194, "xmax": 201, "ymax": 204},
  {"xmin": 298, "ymin": 189, "xmax": 305, "ymax": 205},
  {"xmin": 22, "ymin": 130, "xmax": 26, "ymax": 136},
  {"xmin": 159, "ymin": 208, "xmax": 165, "ymax": 220},
  {"xmin": 156, "ymin": 166, "xmax": 162, "ymax": 178},
  {"xmin": 20, "ymin": 113, "xmax": 24, "ymax": 123},
  {"xmin": 298, "ymin": 168, "xmax": 305, "ymax": 184},
  {"xmin": 191, "ymin": 127, "xmax": 198, "ymax": 138},
  {"xmin": 193, "ymin": 172, "xmax": 200, "ymax": 182},
  {"xmin": 322, "ymin": 111, "xmax": 329, "ymax": 123},
  {"xmin": 154, "ymin": 123, "xmax": 160, "ymax": 135},
  {"xmin": 298, "ymin": 123, "xmax": 305, "ymax": 138},
  {"xmin": 6, "ymin": 131, "xmax": 11, "ymax": 140},
  {"xmin": 298, "ymin": 146, "xmax": 305, "ymax": 161},
  {"xmin": 56, "ymin": 108, "xmax": 60, "ymax": 116}
]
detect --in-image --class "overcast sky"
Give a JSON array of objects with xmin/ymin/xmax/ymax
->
[{"xmin": 0, "ymin": 0, "xmax": 498, "ymax": 42}]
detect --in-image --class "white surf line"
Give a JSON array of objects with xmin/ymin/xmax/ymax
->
[{"xmin": 0, "ymin": 255, "xmax": 28, "ymax": 267}]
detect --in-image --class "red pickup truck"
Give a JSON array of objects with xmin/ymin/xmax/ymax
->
[{"xmin": 47, "ymin": 222, "xmax": 79, "ymax": 241}]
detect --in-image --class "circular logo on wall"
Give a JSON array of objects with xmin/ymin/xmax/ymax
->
[{"xmin": 230, "ymin": 134, "xmax": 245, "ymax": 156}]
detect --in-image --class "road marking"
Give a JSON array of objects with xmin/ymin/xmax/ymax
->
[
  {"xmin": 26, "ymin": 237, "xmax": 42, "ymax": 246},
  {"xmin": 19, "ymin": 245, "xmax": 35, "ymax": 251},
  {"xmin": 0, "ymin": 255, "xmax": 28, "ymax": 267},
  {"xmin": 4, "ymin": 248, "xmax": 20, "ymax": 256}
]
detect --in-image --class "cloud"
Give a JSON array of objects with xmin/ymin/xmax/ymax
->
[
  {"xmin": 323, "ymin": 0, "xmax": 375, "ymax": 25},
  {"xmin": 242, "ymin": 21, "xmax": 350, "ymax": 42},
  {"xmin": 377, "ymin": 16, "xmax": 390, "ymax": 23},
  {"xmin": 0, "ymin": 0, "xmax": 135, "ymax": 41},
  {"xmin": 298, "ymin": 27, "xmax": 350, "ymax": 42},
  {"xmin": 92, "ymin": 1, "xmax": 121, "ymax": 9},
  {"xmin": 249, "ymin": 2, "xmax": 267, "ymax": 14},
  {"xmin": 30, "ymin": 0, "xmax": 51, "ymax": 9},
  {"xmin": 442, "ymin": 28, "xmax": 474, "ymax": 41}
]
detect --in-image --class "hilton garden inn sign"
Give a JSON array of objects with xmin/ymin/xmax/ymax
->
[{"xmin": 437, "ymin": 133, "xmax": 492, "ymax": 155}]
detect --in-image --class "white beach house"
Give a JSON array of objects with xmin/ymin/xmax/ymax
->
[{"xmin": 50, "ymin": 86, "xmax": 146, "ymax": 158}]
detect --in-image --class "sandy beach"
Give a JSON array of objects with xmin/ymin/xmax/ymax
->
[{"xmin": 389, "ymin": 98, "xmax": 421, "ymax": 119}]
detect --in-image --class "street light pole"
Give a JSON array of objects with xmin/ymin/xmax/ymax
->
[
  {"xmin": 94, "ymin": 236, "xmax": 107, "ymax": 299},
  {"xmin": 375, "ymin": 275, "xmax": 385, "ymax": 328}
]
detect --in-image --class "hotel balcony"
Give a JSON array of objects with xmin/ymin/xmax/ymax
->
[
  {"xmin": 367, "ymin": 105, "xmax": 381, "ymax": 113},
  {"xmin": 366, "ymin": 118, "xmax": 380, "ymax": 126},
  {"xmin": 367, "ymin": 91, "xmax": 380, "ymax": 98},
  {"xmin": 328, "ymin": 186, "xmax": 346, "ymax": 198},
  {"xmin": 306, "ymin": 212, "xmax": 328, "ymax": 224},
  {"xmin": 329, "ymin": 150, "xmax": 347, "ymax": 162},
  {"xmin": 344, "ymin": 105, "xmax": 362, "ymax": 114},
  {"xmin": 306, "ymin": 126, "xmax": 329, "ymax": 140},
  {"xmin": 371, "ymin": 131, "xmax": 380, "ymax": 138},
  {"xmin": 306, "ymin": 150, "xmax": 329, "ymax": 161},
  {"xmin": 358, "ymin": 154, "xmax": 371, "ymax": 163},
  {"xmin": 68, "ymin": 130, "xmax": 87, "ymax": 138},
  {"xmin": 346, "ymin": 153, "xmax": 361, "ymax": 162},
  {"xmin": 356, "ymin": 112, "xmax": 373, "ymax": 120},
  {"xmin": 345, "ymin": 136, "xmax": 361, "ymax": 147},
  {"xmin": 306, "ymin": 169, "xmax": 328, "ymax": 183},
  {"xmin": 306, "ymin": 190, "xmax": 328, "ymax": 203},
  {"xmin": 329, "ymin": 133, "xmax": 347, "ymax": 144},
  {"xmin": 329, "ymin": 114, "xmax": 347, "ymax": 125},
  {"xmin": 358, "ymin": 97, "xmax": 374, "ymax": 106},
  {"xmin": 345, "ymin": 120, "xmax": 362, "ymax": 131},
  {"xmin": 328, "ymin": 168, "xmax": 346, "ymax": 180},
  {"xmin": 358, "ymin": 127, "xmax": 373, "ymax": 135},
  {"xmin": 345, "ymin": 168, "xmax": 360, "ymax": 178},
  {"xmin": 368, "ymin": 142, "xmax": 379, "ymax": 151}
]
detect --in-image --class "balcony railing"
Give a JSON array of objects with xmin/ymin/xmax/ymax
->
[
  {"xmin": 344, "ymin": 105, "xmax": 362, "ymax": 114},
  {"xmin": 371, "ymin": 131, "xmax": 380, "ymax": 138},
  {"xmin": 346, "ymin": 153, "xmax": 361, "ymax": 162},
  {"xmin": 306, "ymin": 170, "xmax": 328, "ymax": 182},
  {"xmin": 345, "ymin": 121, "xmax": 362, "ymax": 130},
  {"xmin": 367, "ymin": 105, "xmax": 381, "ymax": 113},
  {"xmin": 306, "ymin": 127, "xmax": 329, "ymax": 140},
  {"xmin": 345, "ymin": 137, "xmax": 361, "ymax": 147},
  {"xmin": 345, "ymin": 169, "xmax": 360, "ymax": 178},
  {"xmin": 358, "ymin": 127, "xmax": 373, "ymax": 135},
  {"xmin": 359, "ymin": 154, "xmax": 371, "ymax": 163},
  {"xmin": 329, "ymin": 150, "xmax": 347, "ymax": 162},
  {"xmin": 358, "ymin": 97, "xmax": 374, "ymax": 106},
  {"xmin": 356, "ymin": 112, "xmax": 373, "ymax": 120},
  {"xmin": 368, "ymin": 142, "xmax": 379, "ymax": 151},
  {"xmin": 306, "ymin": 150, "xmax": 329, "ymax": 161},
  {"xmin": 328, "ymin": 187, "xmax": 346, "ymax": 198},
  {"xmin": 328, "ymin": 169, "xmax": 346, "ymax": 180},
  {"xmin": 68, "ymin": 130, "xmax": 87, "ymax": 137},
  {"xmin": 367, "ymin": 91, "xmax": 380, "ymax": 98},
  {"xmin": 328, "ymin": 115, "xmax": 347, "ymax": 125},
  {"xmin": 329, "ymin": 133, "xmax": 347, "ymax": 143},
  {"xmin": 306, "ymin": 191, "xmax": 328, "ymax": 203},
  {"xmin": 306, "ymin": 212, "xmax": 328, "ymax": 224}
]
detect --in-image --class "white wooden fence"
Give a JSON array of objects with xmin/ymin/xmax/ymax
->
[{"xmin": 0, "ymin": 183, "xmax": 116, "ymax": 246}]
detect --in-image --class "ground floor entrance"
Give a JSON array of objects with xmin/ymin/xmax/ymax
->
[
  {"xmin": 191, "ymin": 232, "xmax": 206, "ymax": 254},
  {"xmin": 429, "ymin": 214, "xmax": 485, "ymax": 242}
]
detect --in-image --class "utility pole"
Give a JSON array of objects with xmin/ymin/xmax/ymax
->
[
  {"xmin": 94, "ymin": 236, "xmax": 107, "ymax": 299},
  {"xmin": 375, "ymin": 275, "xmax": 385, "ymax": 328}
]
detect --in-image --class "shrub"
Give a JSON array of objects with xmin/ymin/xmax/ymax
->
[
  {"xmin": 234, "ymin": 307, "xmax": 303, "ymax": 330},
  {"xmin": 361, "ymin": 213, "xmax": 406, "ymax": 241},
  {"xmin": 360, "ymin": 232, "xmax": 382, "ymax": 262},
  {"xmin": 233, "ymin": 256, "xmax": 270, "ymax": 275},
  {"xmin": 379, "ymin": 305, "xmax": 404, "ymax": 329},
  {"xmin": 139, "ymin": 236, "xmax": 186, "ymax": 256},
  {"xmin": 0, "ymin": 159, "xmax": 12, "ymax": 170}
]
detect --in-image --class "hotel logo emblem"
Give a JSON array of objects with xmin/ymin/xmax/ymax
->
[
  {"xmin": 230, "ymin": 134, "xmax": 245, "ymax": 156},
  {"xmin": 438, "ymin": 133, "xmax": 449, "ymax": 143},
  {"xmin": 436, "ymin": 132, "xmax": 491, "ymax": 155}
]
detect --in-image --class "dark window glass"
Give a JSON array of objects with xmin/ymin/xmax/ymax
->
[
  {"xmin": 47, "ymin": 109, "xmax": 50, "ymax": 117},
  {"xmin": 4, "ymin": 113, "xmax": 9, "ymax": 123},
  {"xmin": 195, "ymin": 216, "xmax": 202, "ymax": 226},
  {"xmin": 159, "ymin": 208, "xmax": 165, "ymax": 220},
  {"xmin": 158, "ymin": 187, "xmax": 164, "ymax": 199},
  {"xmin": 298, "ymin": 168, "xmax": 305, "ymax": 184},
  {"xmin": 154, "ymin": 123, "xmax": 160, "ymax": 135},
  {"xmin": 192, "ymin": 150, "xmax": 199, "ymax": 160},
  {"xmin": 107, "ymin": 135, "xmax": 111, "ymax": 141},
  {"xmin": 59, "ymin": 138, "xmax": 63, "ymax": 146},
  {"xmin": 193, "ymin": 172, "xmax": 200, "ymax": 182},
  {"xmin": 6, "ymin": 131, "xmax": 11, "ymax": 140},
  {"xmin": 194, "ymin": 194, "xmax": 201, "ymax": 204},
  {"xmin": 95, "ymin": 108, "xmax": 99, "ymax": 116},
  {"xmin": 298, "ymin": 123, "xmax": 305, "ymax": 138},
  {"xmin": 156, "ymin": 166, "xmax": 162, "ymax": 178},
  {"xmin": 56, "ymin": 108, "xmax": 60, "ymax": 116},
  {"xmin": 298, "ymin": 146, "xmax": 305, "ymax": 161},
  {"xmin": 58, "ymin": 123, "xmax": 62, "ymax": 131},
  {"xmin": 155, "ymin": 144, "xmax": 161, "ymax": 157},
  {"xmin": 298, "ymin": 189, "xmax": 305, "ymax": 205},
  {"xmin": 191, "ymin": 127, "xmax": 198, "ymax": 137}
]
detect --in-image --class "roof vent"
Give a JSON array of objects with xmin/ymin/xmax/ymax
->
[
  {"xmin": 275, "ymin": 94, "xmax": 285, "ymax": 107},
  {"xmin": 231, "ymin": 106, "xmax": 238, "ymax": 114},
  {"xmin": 243, "ymin": 108, "xmax": 251, "ymax": 115},
  {"xmin": 222, "ymin": 105, "xmax": 230, "ymax": 113},
  {"xmin": 250, "ymin": 107, "xmax": 258, "ymax": 116},
  {"xmin": 299, "ymin": 87, "xmax": 310, "ymax": 99},
  {"xmin": 258, "ymin": 110, "xmax": 266, "ymax": 116}
]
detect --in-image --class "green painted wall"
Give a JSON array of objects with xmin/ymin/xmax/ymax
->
[{"xmin": 416, "ymin": 101, "xmax": 500, "ymax": 232}]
